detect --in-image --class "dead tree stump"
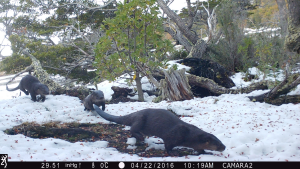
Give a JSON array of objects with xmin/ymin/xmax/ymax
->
[{"xmin": 160, "ymin": 68, "xmax": 193, "ymax": 101}]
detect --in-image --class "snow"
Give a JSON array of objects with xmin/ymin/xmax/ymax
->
[
  {"xmin": 0, "ymin": 68, "xmax": 300, "ymax": 161},
  {"xmin": 244, "ymin": 27, "xmax": 281, "ymax": 36}
]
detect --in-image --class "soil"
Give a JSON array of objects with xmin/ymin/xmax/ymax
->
[{"xmin": 4, "ymin": 121, "xmax": 197, "ymax": 157}]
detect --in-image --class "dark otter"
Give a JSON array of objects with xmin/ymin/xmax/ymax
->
[
  {"xmin": 83, "ymin": 90, "xmax": 105, "ymax": 111},
  {"xmin": 93, "ymin": 105, "xmax": 226, "ymax": 155},
  {"xmin": 6, "ymin": 75, "xmax": 50, "ymax": 102}
]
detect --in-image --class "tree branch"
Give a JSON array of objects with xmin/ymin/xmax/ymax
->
[{"xmin": 157, "ymin": 0, "xmax": 199, "ymax": 44}]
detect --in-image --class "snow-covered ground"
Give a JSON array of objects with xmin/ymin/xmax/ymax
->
[{"xmin": 0, "ymin": 66, "xmax": 299, "ymax": 161}]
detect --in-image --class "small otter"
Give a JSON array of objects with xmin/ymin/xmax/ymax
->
[
  {"xmin": 93, "ymin": 105, "xmax": 226, "ymax": 155},
  {"xmin": 6, "ymin": 75, "xmax": 50, "ymax": 102},
  {"xmin": 83, "ymin": 90, "xmax": 105, "ymax": 111}
]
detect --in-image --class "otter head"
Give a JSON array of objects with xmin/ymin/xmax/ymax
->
[
  {"xmin": 184, "ymin": 127, "xmax": 226, "ymax": 153},
  {"xmin": 91, "ymin": 90, "xmax": 104, "ymax": 101},
  {"xmin": 36, "ymin": 84, "xmax": 50, "ymax": 95}
]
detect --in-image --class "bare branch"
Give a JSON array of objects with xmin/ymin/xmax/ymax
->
[
  {"xmin": 157, "ymin": 0, "xmax": 199, "ymax": 44},
  {"xmin": 6, "ymin": 65, "xmax": 34, "ymax": 87},
  {"xmin": 186, "ymin": 0, "xmax": 194, "ymax": 29}
]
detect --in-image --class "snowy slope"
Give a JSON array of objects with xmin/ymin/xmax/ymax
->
[{"xmin": 0, "ymin": 67, "xmax": 299, "ymax": 161}]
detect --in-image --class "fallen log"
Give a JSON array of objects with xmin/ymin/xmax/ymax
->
[
  {"xmin": 187, "ymin": 74, "xmax": 268, "ymax": 95},
  {"xmin": 247, "ymin": 73, "xmax": 300, "ymax": 105},
  {"xmin": 6, "ymin": 48, "xmax": 90, "ymax": 100}
]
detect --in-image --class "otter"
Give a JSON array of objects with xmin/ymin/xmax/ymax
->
[
  {"xmin": 6, "ymin": 75, "xmax": 50, "ymax": 102},
  {"xmin": 93, "ymin": 105, "xmax": 226, "ymax": 155},
  {"xmin": 83, "ymin": 90, "xmax": 105, "ymax": 111}
]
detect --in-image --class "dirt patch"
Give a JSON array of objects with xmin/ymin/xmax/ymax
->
[{"xmin": 4, "ymin": 121, "xmax": 197, "ymax": 157}]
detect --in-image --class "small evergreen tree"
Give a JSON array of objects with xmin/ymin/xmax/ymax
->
[
  {"xmin": 0, "ymin": 0, "xmax": 116, "ymax": 83},
  {"xmin": 95, "ymin": 0, "xmax": 172, "ymax": 101}
]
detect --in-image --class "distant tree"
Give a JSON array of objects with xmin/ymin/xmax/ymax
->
[
  {"xmin": 285, "ymin": 0, "xmax": 300, "ymax": 54},
  {"xmin": 0, "ymin": 0, "xmax": 117, "ymax": 83},
  {"xmin": 157, "ymin": 0, "xmax": 255, "ymax": 59},
  {"xmin": 212, "ymin": 0, "xmax": 248, "ymax": 71},
  {"xmin": 247, "ymin": 0, "xmax": 300, "ymax": 105},
  {"xmin": 94, "ymin": 0, "xmax": 173, "ymax": 101},
  {"xmin": 275, "ymin": 0, "xmax": 288, "ymax": 37}
]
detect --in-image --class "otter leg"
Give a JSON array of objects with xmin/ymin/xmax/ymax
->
[
  {"xmin": 31, "ymin": 95, "xmax": 37, "ymax": 102},
  {"xmin": 19, "ymin": 86, "xmax": 29, "ymax": 95},
  {"xmin": 101, "ymin": 102, "xmax": 105, "ymax": 111},
  {"xmin": 30, "ymin": 91, "xmax": 37, "ymax": 102},
  {"xmin": 164, "ymin": 124, "xmax": 190, "ymax": 155},
  {"xmin": 164, "ymin": 141, "xmax": 176, "ymax": 155},
  {"xmin": 130, "ymin": 122, "xmax": 144, "ymax": 142},
  {"xmin": 40, "ymin": 95, "xmax": 46, "ymax": 102}
]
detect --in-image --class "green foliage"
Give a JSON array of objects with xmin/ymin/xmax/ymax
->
[
  {"xmin": 247, "ymin": 0, "xmax": 278, "ymax": 28},
  {"xmin": 0, "ymin": 0, "xmax": 113, "ymax": 83},
  {"xmin": 207, "ymin": 0, "xmax": 282, "ymax": 74},
  {"xmin": 237, "ymin": 37, "xmax": 256, "ymax": 72},
  {"xmin": 94, "ymin": 0, "xmax": 172, "ymax": 82},
  {"xmin": 169, "ymin": 49, "xmax": 188, "ymax": 60},
  {"xmin": 0, "ymin": 54, "xmax": 31, "ymax": 73},
  {"xmin": 252, "ymin": 33, "xmax": 285, "ymax": 80},
  {"xmin": 207, "ymin": 0, "xmax": 248, "ymax": 72}
]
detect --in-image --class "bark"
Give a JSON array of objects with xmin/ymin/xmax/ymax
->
[
  {"xmin": 152, "ymin": 68, "xmax": 268, "ymax": 97},
  {"xmin": 159, "ymin": 68, "xmax": 194, "ymax": 101},
  {"xmin": 275, "ymin": 0, "xmax": 288, "ymax": 37},
  {"xmin": 157, "ymin": 0, "xmax": 199, "ymax": 44},
  {"xmin": 21, "ymin": 49, "xmax": 65, "ymax": 92},
  {"xmin": 135, "ymin": 62, "xmax": 160, "ymax": 88},
  {"xmin": 135, "ymin": 71, "xmax": 144, "ymax": 102},
  {"xmin": 285, "ymin": 0, "xmax": 300, "ymax": 54},
  {"xmin": 164, "ymin": 23, "xmax": 192, "ymax": 52},
  {"xmin": 186, "ymin": 39, "xmax": 207, "ymax": 58},
  {"xmin": 158, "ymin": 0, "xmax": 220, "ymax": 58},
  {"xmin": 110, "ymin": 86, "xmax": 137, "ymax": 104},
  {"xmin": 9, "ymin": 48, "xmax": 91, "ymax": 100},
  {"xmin": 111, "ymin": 86, "xmax": 134, "ymax": 99},
  {"xmin": 267, "ymin": 95, "xmax": 300, "ymax": 105},
  {"xmin": 247, "ymin": 74, "xmax": 300, "ymax": 104},
  {"xmin": 186, "ymin": 74, "xmax": 268, "ymax": 95}
]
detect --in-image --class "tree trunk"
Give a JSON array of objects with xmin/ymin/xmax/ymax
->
[
  {"xmin": 164, "ymin": 23, "xmax": 192, "ymax": 52},
  {"xmin": 157, "ymin": 0, "xmax": 199, "ymax": 44},
  {"xmin": 187, "ymin": 39, "xmax": 208, "ymax": 58},
  {"xmin": 8, "ymin": 48, "xmax": 91, "ymax": 100},
  {"xmin": 152, "ymin": 68, "xmax": 268, "ymax": 97},
  {"xmin": 275, "ymin": 0, "xmax": 288, "ymax": 37},
  {"xmin": 266, "ymin": 95, "xmax": 300, "ymax": 105},
  {"xmin": 135, "ymin": 71, "xmax": 144, "ymax": 102},
  {"xmin": 159, "ymin": 68, "xmax": 194, "ymax": 101},
  {"xmin": 248, "ymin": 74, "xmax": 300, "ymax": 102},
  {"xmin": 186, "ymin": 74, "xmax": 268, "ymax": 95},
  {"xmin": 247, "ymin": 0, "xmax": 300, "ymax": 106},
  {"xmin": 285, "ymin": 0, "xmax": 300, "ymax": 54}
]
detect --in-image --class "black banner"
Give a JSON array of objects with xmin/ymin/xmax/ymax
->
[{"xmin": 2, "ymin": 161, "xmax": 299, "ymax": 169}]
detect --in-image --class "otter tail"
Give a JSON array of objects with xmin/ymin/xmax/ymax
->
[
  {"xmin": 6, "ymin": 84, "xmax": 20, "ymax": 91},
  {"xmin": 93, "ymin": 104, "xmax": 125, "ymax": 124}
]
